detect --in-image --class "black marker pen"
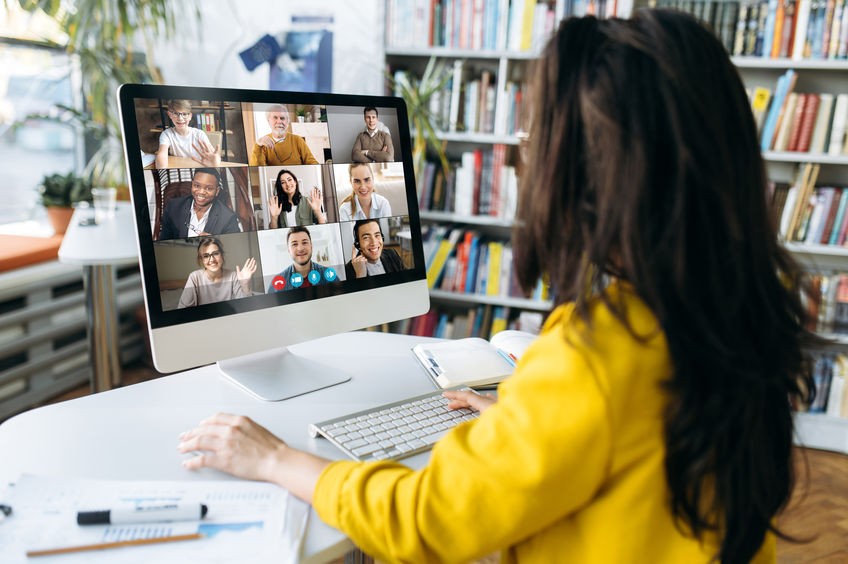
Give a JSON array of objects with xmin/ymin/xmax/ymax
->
[{"xmin": 77, "ymin": 503, "xmax": 208, "ymax": 525}]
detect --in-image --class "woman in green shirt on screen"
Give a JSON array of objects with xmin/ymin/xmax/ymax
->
[{"xmin": 178, "ymin": 10, "xmax": 815, "ymax": 563}]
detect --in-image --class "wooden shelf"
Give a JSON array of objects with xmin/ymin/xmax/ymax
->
[{"xmin": 429, "ymin": 289, "xmax": 551, "ymax": 311}]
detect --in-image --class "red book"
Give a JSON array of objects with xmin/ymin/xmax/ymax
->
[
  {"xmin": 820, "ymin": 187, "xmax": 843, "ymax": 244},
  {"xmin": 786, "ymin": 93, "xmax": 809, "ymax": 152},
  {"xmin": 796, "ymin": 93, "xmax": 821, "ymax": 153}
]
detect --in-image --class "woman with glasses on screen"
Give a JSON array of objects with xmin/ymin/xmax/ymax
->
[
  {"xmin": 268, "ymin": 169, "xmax": 327, "ymax": 228},
  {"xmin": 177, "ymin": 237, "xmax": 257, "ymax": 308},
  {"xmin": 178, "ymin": 11, "xmax": 815, "ymax": 562}
]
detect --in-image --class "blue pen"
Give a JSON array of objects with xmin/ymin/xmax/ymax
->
[{"xmin": 496, "ymin": 348, "xmax": 516, "ymax": 367}]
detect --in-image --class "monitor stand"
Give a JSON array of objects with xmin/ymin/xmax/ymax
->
[{"xmin": 217, "ymin": 347, "xmax": 351, "ymax": 401}]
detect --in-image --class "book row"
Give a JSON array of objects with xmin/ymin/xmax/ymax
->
[
  {"xmin": 752, "ymin": 70, "xmax": 848, "ymax": 154},
  {"xmin": 391, "ymin": 64, "xmax": 526, "ymax": 136},
  {"xmin": 800, "ymin": 352, "xmax": 848, "ymax": 417},
  {"xmin": 388, "ymin": 304, "xmax": 545, "ymax": 340},
  {"xmin": 803, "ymin": 270, "xmax": 848, "ymax": 333},
  {"xmin": 387, "ymin": 0, "xmax": 576, "ymax": 52},
  {"xmin": 422, "ymin": 226, "xmax": 551, "ymax": 300},
  {"xmin": 418, "ymin": 147, "xmax": 519, "ymax": 219},
  {"xmin": 771, "ymin": 164, "xmax": 848, "ymax": 244},
  {"xmin": 655, "ymin": 0, "xmax": 848, "ymax": 59}
]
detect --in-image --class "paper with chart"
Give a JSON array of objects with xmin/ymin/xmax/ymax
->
[{"xmin": 0, "ymin": 474, "xmax": 309, "ymax": 564}]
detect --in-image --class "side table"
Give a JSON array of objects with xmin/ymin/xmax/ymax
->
[{"xmin": 58, "ymin": 202, "xmax": 139, "ymax": 392}]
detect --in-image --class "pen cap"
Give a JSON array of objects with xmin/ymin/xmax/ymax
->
[{"xmin": 77, "ymin": 510, "xmax": 109, "ymax": 525}]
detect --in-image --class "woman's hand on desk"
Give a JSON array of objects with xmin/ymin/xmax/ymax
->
[
  {"xmin": 443, "ymin": 389, "xmax": 496, "ymax": 413},
  {"xmin": 177, "ymin": 413, "xmax": 330, "ymax": 504}
]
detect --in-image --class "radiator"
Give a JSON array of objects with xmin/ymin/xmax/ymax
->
[{"xmin": 0, "ymin": 260, "xmax": 145, "ymax": 421}]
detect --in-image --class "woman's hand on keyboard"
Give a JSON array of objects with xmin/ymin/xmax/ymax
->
[{"xmin": 443, "ymin": 389, "xmax": 496, "ymax": 413}]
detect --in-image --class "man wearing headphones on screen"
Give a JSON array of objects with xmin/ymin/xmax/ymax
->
[
  {"xmin": 344, "ymin": 219, "xmax": 404, "ymax": 279},
  {"xmin": 159, "ymin": 168, "xmax": 241, "ymax": 240}
]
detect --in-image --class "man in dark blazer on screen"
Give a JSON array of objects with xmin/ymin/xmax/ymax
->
[{"xmin": 159, "ymin": 168, "xmax": 241, "ymax": 240}]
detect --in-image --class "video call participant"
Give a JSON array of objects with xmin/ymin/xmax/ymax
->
[
  {"xmin": 338, "ymin": 163, "xmax": 392, "ymax": 221},
  {"xmin": 269, "ymin": 169, "xmax": 327, "ymax": 228},
  {"xmin": 159, "ymin": 168, "xmax": 241, "ymax": 240},
  {"xmin": 249, "ymin": 104, "xmax": 318, "ymax": 166},
  {"xmin": 351, "ymin": 107, "xmax": 394, "ymax": 163},
  {"xmin": 177, "ymin": 237, "xmax": 257, "ymax": 308},
  {"xmin": 180, "ymin": 11, "xmax": 815, "ymax": 563},
  {"xmin": 344, "ymin": 219, "xmax": 403, "ymax": 279},
  {"xmin": 155, "ymin": 99, "xmax": 221, "ymax": 169},
  {"xmin": 267, "ymin": 226, "xmax": 333, "ymax": 293}
]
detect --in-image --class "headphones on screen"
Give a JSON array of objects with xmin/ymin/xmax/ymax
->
[{"xmin": 352, "ymin": 219, "xmax": 383, "ymax": 251}]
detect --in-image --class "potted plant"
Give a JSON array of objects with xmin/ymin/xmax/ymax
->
[
  {"xmin": 388, "ymin": 57, "xmax": 452, "ymax": 177},
  {"xmin": 295, "ymin": 106, "xmax": 308, "ymax": 123},
  {"xmin": 38, "ymin": 172, "xmax": 92, "ymax": 235}
]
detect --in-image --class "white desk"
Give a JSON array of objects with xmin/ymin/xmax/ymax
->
[
  {"xmin": 0, "ymin": 331, "xmax": 439, "ymax": 563},
  {"xmin": 58, "ymin": 202, "xmax": 139, "ymax": 392}
]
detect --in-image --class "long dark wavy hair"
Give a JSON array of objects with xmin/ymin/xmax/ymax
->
[
  {"xmin": 513, "ymin": 10, "xmax": 816, "ymax": 563},
  {"xmin": 274, "ymin": 169, "xmax": 301, "ymax": 227}
]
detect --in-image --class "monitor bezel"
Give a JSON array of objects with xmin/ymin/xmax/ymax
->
[{"xmin": 118, "ymin": 83, "xmax": 428, "ymax": 334}]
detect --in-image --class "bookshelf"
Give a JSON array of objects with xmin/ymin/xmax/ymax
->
[
  {"xmin": 729, "ymin": 32, "xmax": 848, "ymax": 454},
  {"xmin": 385, "ymin": 2, "xmax": 554, "ymax": 338}
]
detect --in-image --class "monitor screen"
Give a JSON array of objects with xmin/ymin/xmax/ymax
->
[{"xmin": 117, "ymin": 84, "xmax": 429, "ymax": 400}]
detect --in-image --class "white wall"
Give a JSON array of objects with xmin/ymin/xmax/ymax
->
[{"xmin": 154, "ymin": 0, "xmax": 384, "ymax": 95}]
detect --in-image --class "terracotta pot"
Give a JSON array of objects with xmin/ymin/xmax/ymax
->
[{"xmin": 46, "ymin": 206, "xmax": 74, "ymax": 235}]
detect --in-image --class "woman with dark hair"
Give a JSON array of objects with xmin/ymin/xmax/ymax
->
[
  {"xmin": 177, "ymin": 237, "xmax": 257, "ymax": 308},
  {"xmin": 268, "ymin": 168, "xmax": 326, "ymax": 228},
  {"xmin": 178, "ymin": 11, "xmax": 815, "ymax": 562}
]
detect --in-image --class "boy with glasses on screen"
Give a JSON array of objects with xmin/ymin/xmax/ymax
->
[{"xmin": 154, "ymin": 99, "xmax": 221, "ymax": 169}]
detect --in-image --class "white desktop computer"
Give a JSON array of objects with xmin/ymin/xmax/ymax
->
[{"xmin": 117, "ymin": 85, "xmax": 429, "ymax": 400}]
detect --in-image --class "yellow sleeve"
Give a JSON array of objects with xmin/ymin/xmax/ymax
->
[{"xmin": 313, "ymin": 329, "xmax": 613, "ymax": 563}]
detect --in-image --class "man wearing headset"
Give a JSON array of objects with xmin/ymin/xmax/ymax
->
[
  {"xmin": 159, "ymin": 168, "xmax": 241, "ymax": 240},
  {"xmin": 344, "ymin": 218, "xmax": 404, "ymax": 279}
]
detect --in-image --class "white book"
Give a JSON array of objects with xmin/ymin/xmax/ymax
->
[
  {"xmin": 454, "ymin": 152, "xmax": 477, "ymax": 216},
  {"xmin": 774, "ymin": 92, "xmax": 799, "ymax": 152},
  {"xmin": 448, "ymin": 60, "xmax": 464, "ymax": 132},
  {"xmin": 501, "ymin": 166, "xmax": 518, "ymax": 220},
  {"xmin": 826, "ymin": 374, "xmax": 845, "ymax": 417},
  {"xmin": 499, "ymin": 245, "xmax": 513, "ymax": 297},
  {"xmin": 779, "ymin": 185, "xmax": 800, "ymax": 239},
  {"xmin": 496, "ymin": 0, "xmax": 511, "ymax": 51},
  {"xmin": 810, "ymin": 93, "xmax": 835, "ymax": 154},
  {"xmin": 508, "ymin": 0, "xmax": 525, "ymax": 52},
  {"xmin": 412, "ymin": 330, "xmax": 536, "ymax": 389},
  {"xmin": 792, "ymin": 0, "xmax": 812, "ymax": 59},
  {"xmin": 827, "ymin": 93, "xmax": 848, "ymax": 155}
]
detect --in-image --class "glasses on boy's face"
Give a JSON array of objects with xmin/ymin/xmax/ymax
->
[
  {"xmin": 201, "ymin": 251, "xmax": 222, "ymax": 261},
  {"xmin": 169, "ymin": 111, "xmax": 192, "ymax": 119}
]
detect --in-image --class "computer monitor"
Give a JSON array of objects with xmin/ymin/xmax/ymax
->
[{"xmin": 117, "ymin": 84, "xmax": 429, "ymax": 400}]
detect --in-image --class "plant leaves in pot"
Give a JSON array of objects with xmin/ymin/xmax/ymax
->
[{"xmin": 38, "ymin": 172, "xmax": 93, "ymax": 235}]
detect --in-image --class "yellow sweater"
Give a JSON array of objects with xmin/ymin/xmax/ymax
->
[{"xmin": 313, "ymin": 285, "xmax": 775, "ymax": 563}]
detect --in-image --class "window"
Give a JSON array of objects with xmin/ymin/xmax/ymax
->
[{"xmin": 0, "ymin": 39, "xmax": 83, "ymax": 227}]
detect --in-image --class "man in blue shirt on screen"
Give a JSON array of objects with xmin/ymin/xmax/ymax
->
[{"xmin": 267, "ymin": 226, "xmax": 335, "ymax": 292}]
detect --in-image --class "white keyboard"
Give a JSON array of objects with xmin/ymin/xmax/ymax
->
[{"xmin": 309, "ymin": 388, "xmax": 480, "ymax": 461}]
